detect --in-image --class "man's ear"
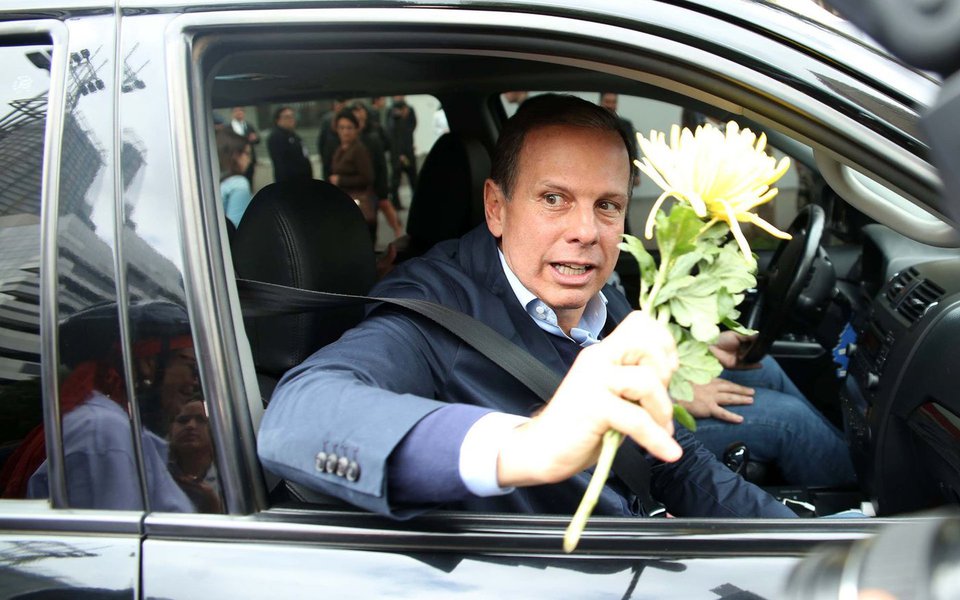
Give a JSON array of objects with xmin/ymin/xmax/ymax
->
[
  {"xmin": 136, "ymin": 356, "xmax": 157, "ymax": 384},
  {"xmin": 484, "ymin": 179, "xmax": 505, "ymax": 238}
]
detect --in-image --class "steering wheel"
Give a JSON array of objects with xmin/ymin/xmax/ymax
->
[{"xmin": 740, "ymin": 204, "xmax": 825, "ymax": 363}]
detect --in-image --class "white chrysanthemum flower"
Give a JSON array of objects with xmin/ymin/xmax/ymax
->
[{"xmin": 636, "ymin": 121, "xmax": 792, "ymax": 259}]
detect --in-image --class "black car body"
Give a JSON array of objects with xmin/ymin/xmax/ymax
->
[{"xmin": 0, "ymin": 1, "xmax": 956, "ymax": 598}]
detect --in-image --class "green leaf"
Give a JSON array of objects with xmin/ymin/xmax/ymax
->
[
  {"xmin": 669, "ymin": 376, "xmax": 693, "ymax": 402},
  {"xmin": 673, "ymin": 403, "xmax": 697, "ymax": 432},
  {"xmin": 655, "ymin": 275, "xmax": 696, "ymax": 305},
  {"xmin": 699, "ymin": 220, "xmax": 730, "ymax": 241},
  {"xmin": 668, "ymin": 293, "xmax": 719, "ymax": 342},
  {"xmin": 656, "ymin": 205, "xmax": 705, "ymax": 258},
  {"xmin": 667, "ymin": 250, "xmax": 704, "ymax": 281},
  {"xmin": 721, "ymin": 317, "xmax": 757, "ymax": 336},
  {"xmin": 675, "ymin": 338, "xmax": 723, "ymax": 385},
  {"xmin": 701, "ymin": 243, "xmax": 757, "ymax": 295},
  {"xmin": 618, "ymin": 234, "xmax": 656, "ymax": 287}
]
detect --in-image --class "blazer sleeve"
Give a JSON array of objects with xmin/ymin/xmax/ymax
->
[
  {"xmin": 649, "ymin": 427, "xmax": 796, "ymax": 518},
  {"xmin": 258, "ymin": 304, "xmax": 482, "ymax": 518}
]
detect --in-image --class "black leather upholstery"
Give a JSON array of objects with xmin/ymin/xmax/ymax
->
[
  {"xmin": 403, "ymin": 132, "xmax": 490, "ymax": 255},
  {"xmin": 231, "ymin": 179, "xmax": 377, "ymax": 389}
]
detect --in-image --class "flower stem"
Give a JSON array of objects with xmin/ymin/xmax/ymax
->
[
  {"xmin": 563, "ymin": 429, "xmax": 623, "ymax": 553},
  {"xmin": 640, "ymin": 249, "xmax": 672, "ymax": 314}
]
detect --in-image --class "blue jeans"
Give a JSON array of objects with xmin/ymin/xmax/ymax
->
[{"xmin": 692, "ymin": 356, "xmax": 856, "ymax": 487}]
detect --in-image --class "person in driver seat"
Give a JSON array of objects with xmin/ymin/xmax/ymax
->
[{"xmin": 259, "ymin": 94, "xmax": 798, "ymax": 520}]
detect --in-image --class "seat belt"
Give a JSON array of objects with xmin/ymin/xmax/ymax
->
[{"xmin": 236, "ymin": 278, "xmax": 658, "ymax": 514}]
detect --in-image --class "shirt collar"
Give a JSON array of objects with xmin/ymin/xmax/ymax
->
[{"xmin": 497, "ymin": 249, "xmax": 607, "ymax": 345}]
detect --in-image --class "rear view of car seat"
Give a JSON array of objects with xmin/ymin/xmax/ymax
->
[
  {"xmin": 231, "ymin": 179, "xmax": 377, "ymax": 403},
  {"xmin": 397, "ymin": 132, "xmax": 491, "ymax": 259}
]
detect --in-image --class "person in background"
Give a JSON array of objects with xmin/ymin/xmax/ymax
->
[
  {"xmin": 268, "ymin": 106, "xmax": 313, "ymax": 183},
  {"xmin": 501, "ymin": 90, "xmax": 529, "ymax": 117},
  {"xmin": 370, "ymin": 96, "xmax": 389, "ymax": 131},
  {"xmin": 329, "ymin": 109, "xmax": 377, "ymax": 237},
  {"xmin": 216, "ymin": 128, "xmax": 253, "ymax": 228},
  {"xmin": 168, "ymin": 400, "xmax": 222, "ymax": 513},
  {"xmin": 353, "ymin": 101, "xmax": 404, "ymax": 240},
  {"xmin": 318, "ymin": 98, "xmax": 348, "ymax": 179},
  {"xmin": 387, "ymin": 95, "xmax": 418, "ymax": 209},
  {"xmin": 229, "ymin": 106, "xmax": 260, "ymax": 185}
]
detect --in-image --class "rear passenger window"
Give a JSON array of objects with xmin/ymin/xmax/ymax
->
[{"xmin": 0, "ymin": 42, "xmax": 51, "ymax": 500}]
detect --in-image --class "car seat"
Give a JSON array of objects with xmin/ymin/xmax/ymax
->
[
  {"xmin": 396, "ymin": 132, "xmax": 491, "ymax": 259},
  {"xmin": 231, "ymin": 179, "xmax": 377, "ymax": 404}
]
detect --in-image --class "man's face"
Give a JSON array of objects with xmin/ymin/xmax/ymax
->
[
  {"xmin": 336, "ymin": 117, "xmax": 359, "ymax": 145},
  {"xmin": 158, "ymin": 347, "xmax": 200, "ymax": 427},
  {"xmin": 276, "ymin": 109, "xmax": 295, "ymax": 129},
  {"xmin": 485, "ymin": 124, "xmax": 629, "ymax": 331},
  {"xmin": 170, "ymin": 400, "xmax": 211, "ymax": 452},
  {"xmin": 232, "ymin": 107, "xmax": 245, "ymax": 121},
  {"xmin": 600, "ymin": 94, "xmax": 618, "ymax": 113}
]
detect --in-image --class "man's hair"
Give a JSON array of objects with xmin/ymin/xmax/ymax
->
[
  {"xmin": 335, "ymin": 108, "xmax": 360, "ymax": 129},
  {"xmin": 490, "ymin": 93, "xmax": 636, "ymax": 199},
  {"xmin": 273, "ymin": 106, "xmax": 293, "ymax": 124}
]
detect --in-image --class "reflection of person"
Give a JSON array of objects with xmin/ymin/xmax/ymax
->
[
  {"xmin": 168, "ymin": 400, "xmax": 222, "ymax": 513},
  {"xmin": 229, "ymin": 106, "xmax": 259, "ymax": 184},
  {"xmin": 687, "ymin": 334, "xmax": 856, "ymax": 487},
  {"xmin": 216, "ymin": 128, "xmax": 253, "ymax": 227},
  {"xmin": 259, "ymin": 94, "xmax": 793, "ymax": 519},
  {"xmin": 267, "ymin": 106, "xmax": 313, "ymax": 183},
  {"xmin": 387, "ymin": 95, "xmax": 418, "ymax": 208},
  {"xmin": 6, "ymin": 301, "xmax": 198, "ymax": 511}
]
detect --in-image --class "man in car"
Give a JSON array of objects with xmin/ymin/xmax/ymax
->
[{"xmin": 258, "ymin": 94, "xmax": 794, "ymax": 519}]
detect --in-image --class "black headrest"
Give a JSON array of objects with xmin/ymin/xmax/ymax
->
[
  {"xmin": 406, "ymin": 132, "xmax": 490, "ymax": 250},
  {"xmin": 231, "ymin": 179, "xmax": 377, "ymax": 380}
]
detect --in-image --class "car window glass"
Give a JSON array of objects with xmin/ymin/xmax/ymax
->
[
  {"xmin": 0, "ymin": 43, "xmax": 52, "ymax": 501},
  {"xmin": 217, "ymin": 94, "xmax": 440, "ymax": 253},
  {"xmin": 117, "ymin": 15, "xmax": 224, "ymax": 513}
]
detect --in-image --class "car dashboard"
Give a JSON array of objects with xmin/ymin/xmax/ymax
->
[{"xmin": 842, "ymin": 224, "xmax": 960, "ymax": 516}]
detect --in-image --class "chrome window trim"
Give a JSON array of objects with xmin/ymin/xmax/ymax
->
[
  {"xmin": 0, "ymin": 18, "xmax": 74, "ymax": 510},
  {"xmin": 164, "ymin": 14, "xmax": 267, "ymax": 515},
  {"xmin": 163, "ymin": 5, "xmax": 946, "ymax": 516}
]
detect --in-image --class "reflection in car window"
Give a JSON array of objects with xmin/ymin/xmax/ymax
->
[{"xmin": 0, "ymin": 44, "xmax": 52, "ymax": 500}]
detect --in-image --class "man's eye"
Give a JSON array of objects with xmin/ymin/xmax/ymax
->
[
  {"xmin": 597, "ymin": 200, "xmax": 622, "ymax": 213},
  {"xmin": 543, "ymin": 194, "xmax": 563, "ymax": 206}
]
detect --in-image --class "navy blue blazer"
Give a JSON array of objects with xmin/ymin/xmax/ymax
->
[{"xmin": 258, "ymin": 225, "xmax": 794, "ymax": 519}]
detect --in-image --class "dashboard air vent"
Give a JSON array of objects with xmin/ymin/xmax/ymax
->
[
  {"xmin": 896, "ymin": 278, "xmax": 945, "ymax": 324},
  {"xmin": 885, "ymin": 267, "xmax": 918, "ymax": 304}
]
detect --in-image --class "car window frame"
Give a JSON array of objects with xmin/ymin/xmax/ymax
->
[{"xmin": 165, "ymin": 4, "xmax": 933, "ymax": 547}]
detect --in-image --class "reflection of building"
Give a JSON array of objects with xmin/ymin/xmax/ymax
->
[
  {"xmin": 0, "ymin": 103, "xmax": 104, "ymax": 223},
  {"xmin": 0, "ymin": 48, "xmax": 171, "ymax": 385},
  {"xmin": 0, "ymin": 213, "xmax": 185, "ymax": 383}
]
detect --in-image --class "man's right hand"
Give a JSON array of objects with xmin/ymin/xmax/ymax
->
[{"xmin": 496, "ymin": 311, "xmax": 682, "ymax": 488}]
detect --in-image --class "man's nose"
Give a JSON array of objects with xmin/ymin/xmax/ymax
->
[{"xmin": 565, "ymin": 204, "xmax": 600, "ymax": 245}]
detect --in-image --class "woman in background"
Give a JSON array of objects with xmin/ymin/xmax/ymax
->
[{"xmin": 217, "ymin": 128, "xmax": 253, "ymax": 228}]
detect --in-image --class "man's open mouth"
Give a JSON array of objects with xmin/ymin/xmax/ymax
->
[{"xmin": 553, "ymin": 263, "xmax": 593, "ymax": 276}]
